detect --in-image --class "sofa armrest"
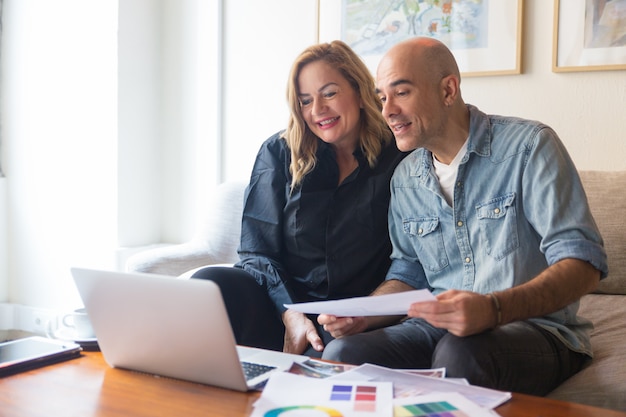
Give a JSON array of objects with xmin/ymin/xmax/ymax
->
[
  {"xmin": 125, "ymin": 180, "xmax": 247, "ymax": 276},
  {"xmin": 125, "ymin": 241, "xmax": 237, "ymax": 276}
]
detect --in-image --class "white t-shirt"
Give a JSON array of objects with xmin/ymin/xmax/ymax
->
[{"xmin": 433, "ymin": 139, "xmax": 469, "ymax": 206}]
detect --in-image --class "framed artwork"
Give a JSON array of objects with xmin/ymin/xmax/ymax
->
[
  {"xmin": 317, "ymin": 0, "xmax": 524, "ymax": 77},
  {"xmin": 553, "ymin": 0, "xmax": 626, "ymax": 72}
]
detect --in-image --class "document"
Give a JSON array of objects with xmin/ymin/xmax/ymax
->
[
  {"xmin": 251, "ymin": 372, "xmax": 394, "ymax": 417},
  {"xmin": 329, "ymin": 364, "xmax": 512, "ymax": 410},
  {"xmin": 284, "ymin": 289, "xmax": 435, "ymax": 316}
]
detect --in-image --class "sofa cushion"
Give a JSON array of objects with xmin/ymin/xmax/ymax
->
[
  {"xmin": 579, "ymin": 171, "xmax": 626, "ymax": 295},
  {"xmin": 546, "ymin": 294, "xmax": 626, "ymax": 411}
]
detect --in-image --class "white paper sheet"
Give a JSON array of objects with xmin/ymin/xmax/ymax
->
[
  {"xmin": 251, "ymin": 372, "xmax": 394, "ymax": 417},
  {"xmin": 284, "ymin": 289, "xmax": 436, "ymax": 316},
  {"xmin": 329, "ymin": 364, "xmax": 512, "ymax": 410}
]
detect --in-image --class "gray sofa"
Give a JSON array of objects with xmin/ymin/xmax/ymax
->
[
  {"xmin": 126, "ymin": 171, "xmax": 626, "ymax": 412},
  {"xmin": 544, "ymin": 171, "xmax": 626, "ymax": 412}
]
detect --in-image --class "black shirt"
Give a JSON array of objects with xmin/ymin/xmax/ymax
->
[{"xmin": 235, "ymin": 131, "xmax": 407, "ymax": 312}]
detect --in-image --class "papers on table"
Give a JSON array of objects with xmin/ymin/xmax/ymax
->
[
  {"xmin": 328, "ymin": 363, "xmax": 511, "ymax": 410},
  {"xmin": 284, "ymin": 289, "xmax": 436, "ymax": 316},
  {"xmin": 251, "ymin": 366, "xmax": 509, "ymax": 417}
]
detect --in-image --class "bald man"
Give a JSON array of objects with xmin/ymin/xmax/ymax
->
[{"xmin": 318, "ymin": 37, "xmax": 607, "ymax": 396}]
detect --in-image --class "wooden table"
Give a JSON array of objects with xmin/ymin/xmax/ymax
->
[{"xmin": 1, "ymin": 351, "xmax": 624, "ymax": 417}]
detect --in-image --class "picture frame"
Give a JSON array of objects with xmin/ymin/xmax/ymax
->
[
  {"xmin": 317, "ymin": 0, "xmax": 524, "ymax": 77},
  {"xmin": 553, "ymin": 0, "xmax": 626, "ymax": 73}
]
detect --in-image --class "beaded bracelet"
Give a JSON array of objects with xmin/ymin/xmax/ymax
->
[{"xmin": 488, "ymin": 293, "xmax": 502, "ymax": 327}]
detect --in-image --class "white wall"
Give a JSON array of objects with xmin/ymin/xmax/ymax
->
[
  {"xmin": 221, "ymin": 0, "xmax": 319, "ymax": 181},
  {"xmin": 0, "ymin": 0, "xmax": 625, "ymax": 313},
  {"xmin": 0, "ymin": 179, "xmax": 7, "ymax": 303},
  {"xmin": 459, "ymin": 5, "xmax": 626, "ymax": 171},
  {"xmin": 117, "ymin": 0, "xmax": 162, "ymax": 249},
  {"xmin": 118, "ymin": 0, "xmax": 221, "ymax": 248}
]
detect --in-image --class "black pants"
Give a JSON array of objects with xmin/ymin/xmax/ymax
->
[
  {"xmin": 191, "ymin": 266, "xmax": 334, "ymax": 357},
  {"xmin": 322, "ymin": 318, "xmax": 589, "ymax": 396}
]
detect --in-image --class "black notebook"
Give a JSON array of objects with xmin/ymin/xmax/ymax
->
[{"xmin": 0, "ymin": 336, "xmax": 82, "ymax": 377}]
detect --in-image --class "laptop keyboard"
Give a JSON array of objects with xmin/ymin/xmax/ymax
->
[{"xmin": 241, "ymin": 361, "xmax": 276, "ymax": 381}]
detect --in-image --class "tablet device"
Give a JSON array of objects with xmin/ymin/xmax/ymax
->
[{"xmin": 0, "ymin": 336, "xmax": 82, "ymax": 377}]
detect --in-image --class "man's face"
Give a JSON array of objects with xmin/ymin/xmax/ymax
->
[{"xmin": 376, "ymin": 54, "xmax": 446, "ymax": 152}]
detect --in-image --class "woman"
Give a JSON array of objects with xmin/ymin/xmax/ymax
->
[{"xmin": 192, "ymin": 40, "xmax": 406, "ymax": 357}]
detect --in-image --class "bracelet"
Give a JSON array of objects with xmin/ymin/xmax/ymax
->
[{"xmin": 488, "ymin": 293, "xmax": 502, "ymax": 327}]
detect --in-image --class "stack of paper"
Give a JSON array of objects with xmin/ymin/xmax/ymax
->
[
  {"xmin": 329, "ymin": 363, "xmax": 511, "ymax": 410},
  {"xmin": 251, "ymin": 363, "xmax": 510, "ymax": 416}
]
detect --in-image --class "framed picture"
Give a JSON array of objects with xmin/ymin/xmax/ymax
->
[
  {"xmin": 317, "ymin": 0, "xmax": 524, "ymax": 77},
  {"xmin": 553, "ymin": 0, "xmax": 626, "ymax": 72}
]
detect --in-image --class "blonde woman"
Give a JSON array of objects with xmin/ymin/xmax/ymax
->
[{"xmin": 192, "ymin": 41, "xmax": 406, "ymax": 357}]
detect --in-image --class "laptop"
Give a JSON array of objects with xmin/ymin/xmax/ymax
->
[{"xmin": 70, "ymin": 267, "xmax": 308, "ymax": 391}]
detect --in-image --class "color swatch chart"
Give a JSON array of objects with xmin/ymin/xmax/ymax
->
[
  {"xmin": 394, "ymin": 401, "xmax": 469, "ymax": 417},
  {"xmin": 330, "ymin": 384, "xmax": 377, "ymax": 412}
]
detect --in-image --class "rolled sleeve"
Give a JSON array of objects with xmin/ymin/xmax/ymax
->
[
  {"xmin": 385, "ymin": 258, "xmax": 430, "ymax": 290},
  {"xmin": 545, "ymin": 239, "xmax": 608, "ymax": 279}
]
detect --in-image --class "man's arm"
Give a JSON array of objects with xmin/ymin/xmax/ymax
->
[
  {"xmin": 318, "ymin": 279, "xmax": 414, "ymax": 337},
  {"xmin": 408, "ymin": 258, "xmax": 600, "ymax": 336},
  {"xmin": 497, "ymin": 258, "xmax": 600, "ymax": 325}
]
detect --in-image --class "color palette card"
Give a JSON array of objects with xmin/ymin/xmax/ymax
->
[
  {"xmin": 394, "ymin": 392, "xmax": 501, "ymax": 417},
  {"xmin": 252, "ymin": 372, "xmax": 393, "ymax": 417}
]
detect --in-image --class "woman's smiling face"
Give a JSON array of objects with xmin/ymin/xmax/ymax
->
[{"xmin": 297, "ymin": 60, "xmax": 363, "ymax": 150}]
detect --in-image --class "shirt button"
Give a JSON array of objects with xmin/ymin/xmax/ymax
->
[
  {"xmin": 418, "ymin": 228, "xmax": 423, "ymax": 235},
  {"xmin": 465, "ymin": 257, "xmax": 471, "ymax": 263},
  {"xmin": 457, "ymin": 221, "xmax": 463, "ymax": 227},
  {"xmin": 494, "ymin": 208, "xmax": 501, "ymax": 214}
]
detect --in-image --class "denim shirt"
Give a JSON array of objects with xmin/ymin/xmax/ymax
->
[
  {"xmin": 236, "ymin": 131, "xmax": 407, "ymax": 314},
  {"xmin": 386, "ymin": 105, "xmax": 607, "ymax": 355}
]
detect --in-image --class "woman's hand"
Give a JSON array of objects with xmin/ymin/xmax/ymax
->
[
  {"xmin": 317, "ymin": 314, "xmax": 368, "ymax": 338},
  {"xmin": 282, "ymin": 309, "xmax": 324, "ymax": 354}
]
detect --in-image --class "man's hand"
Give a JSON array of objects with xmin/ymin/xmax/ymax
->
[
  {"xmin": 317, "ymin": 314, "xmax": 368, "ymax": 338},
  {"xmin": 282, "ymin": 309, "xmax": 324, "ymax": 354},
  {"xmin": 407, "ymin": 290, "xmax": 495, "ymax": 336}
]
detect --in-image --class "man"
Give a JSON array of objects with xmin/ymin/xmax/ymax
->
[{"xmin": 318, "ymin": 37, "xmax": 607, "ymax": 396}]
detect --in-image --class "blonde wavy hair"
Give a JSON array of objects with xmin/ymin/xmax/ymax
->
[{"xmin": 283, "ymin": 40, "xmax": 393, "ymax": 189}]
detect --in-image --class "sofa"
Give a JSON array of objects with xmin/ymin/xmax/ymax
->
[{"xmin": 126, "ymin": 171, "xmax": 626, "ymax": 412}]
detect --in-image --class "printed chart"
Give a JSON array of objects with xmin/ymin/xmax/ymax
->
[
  {"xmin": 252, "ymin": 372, "xmax": 393, "ymax": 417},
  {"xmin": 395, "ymin": 400, "xmax": 468, "ymax": 417}
]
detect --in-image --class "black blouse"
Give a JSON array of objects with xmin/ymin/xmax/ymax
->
[{"xmin": 235, "ymin": 131, "xmax": 407, "ymax": 313}]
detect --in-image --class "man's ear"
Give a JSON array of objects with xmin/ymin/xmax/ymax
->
[{"xmin": 441, "ymin": 74, "xmax": 460, "ymax": 107}]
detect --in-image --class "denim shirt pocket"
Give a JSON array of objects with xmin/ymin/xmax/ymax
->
[
  {"xmin": 403, "ymin": 217, "xmax": 449, "ymax": 272},
  {"xmin": 476, "ymin": 193, "xmax": 519, "ymax": 260}
]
